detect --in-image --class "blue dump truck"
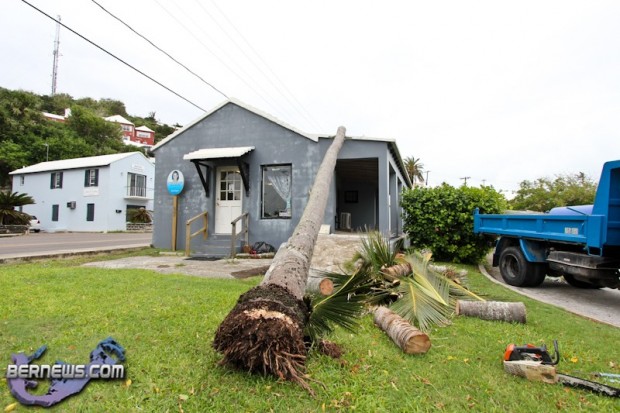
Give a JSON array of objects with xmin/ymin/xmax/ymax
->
[{"xmin": 473, "ymin": 160, "xmax": 620, "ymax": 289}]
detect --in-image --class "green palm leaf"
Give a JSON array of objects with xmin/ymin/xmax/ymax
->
[{"xmin": 305, "ymin": 269, "xmax": 372, "ymax": 344}]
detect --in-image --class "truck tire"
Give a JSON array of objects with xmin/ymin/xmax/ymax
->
[{"xmin": 498, "ymin": 246, "xmax": 546, "ymax": 287}]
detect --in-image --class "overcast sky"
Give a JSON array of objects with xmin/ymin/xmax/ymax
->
[{"xmin": 2, "ymin": 0, "xmax": 620, "ymax": 194}]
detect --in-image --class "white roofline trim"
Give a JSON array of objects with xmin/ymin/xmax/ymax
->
[{"xmin": 9, "ymin": 152, "xmax": 149, "ymax": 175}]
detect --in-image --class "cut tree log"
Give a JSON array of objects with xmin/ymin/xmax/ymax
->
[
  {"xmin": 213, "ymin": 127, "xmax": 347, "ymax": 393},
  {"xmin": 373, "ymin": 306, "xmax": 431, "ymax": 354},
  {"xmin": 381, "ymin": 262, "xmax": 412, "ymax": 280},
  {"xmin": 305, "ymin": 270, "xmax": 335, "ymax": 296},
  {"xmin": 455, "ymin": 300, "xmax": 526, "ymax": 324}
]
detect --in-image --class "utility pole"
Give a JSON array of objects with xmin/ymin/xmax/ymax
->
[
  {"xmin": 425, "ymin": 171, "xmax": 430, "ymax": 186},
  {"xmin": 51, "ymin": 15, "xmax": 61, "ymax": 95},
  {"xmin": 460, "ymin": 176, "xmax": 471, "ymax": 186}
]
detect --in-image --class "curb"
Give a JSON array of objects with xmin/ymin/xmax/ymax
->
[{"xmin": 0, "ymin": 245, "xmax": 150, "ymax": 264}]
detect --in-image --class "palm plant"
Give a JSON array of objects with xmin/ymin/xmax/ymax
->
[
  {"xmin": 0, "ymin": 191, "xmax": 34, "ymax": 225},
  {"xmin": 404, "ymin": 156, "xmax": 425, "ymax": 186},
  {"xmin": 127, "ymin": 207, "xmax": 152, "ymax": 223},
  {"xmin": 304, "ymin": 232, "xmax": 484, "ymax": 341}
]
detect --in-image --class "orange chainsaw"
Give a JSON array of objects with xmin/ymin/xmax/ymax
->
[{"xmin": 503, "ymin": 340, "xmax": 620, "ymax": 398}]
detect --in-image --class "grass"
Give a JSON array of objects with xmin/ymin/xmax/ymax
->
[{"xmin": 1, "ymin": 254, "xmax": 619, "ymax": 412}]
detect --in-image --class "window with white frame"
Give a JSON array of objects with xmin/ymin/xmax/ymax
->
[
  {"xmin": 84, "ymin": 169, "xmax": 99, "ymax": 187},
  {"xmin": 262, "ymin": 165, "xmax": 292, "ymax": 219},
  {"xmin": 50, "ymin": 172, "xmax": 63, "ymax": 189},
  {"xmin": 127, "ymin": 172, "xmax": 146, "ymax": 197}
]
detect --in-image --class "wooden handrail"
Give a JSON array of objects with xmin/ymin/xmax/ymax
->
[
  {"xmin": 230, "ymin": 212, "xmax": 249, "ymax": 258},
  {"xmin": 185, "ymin": 211, "xmax": 208, "ymax": 257}
]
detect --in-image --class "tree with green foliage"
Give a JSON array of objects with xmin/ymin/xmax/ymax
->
[
  {"xmin": 401, "ymin": 184, "xmax": 507, "ymax": 263},
  {"xmin": 404, "ymin": 156, "xmax": 425, "ymax": 185},
  {"xmin": 66, "ymin": 105, "xmax": 124, "ymax": 154},
  {"xmin": 0, "ymin": 191, "xmax": 34, "ymax": 225},
  {"xmin": 509, "ymin": 172, "xmax": 597, "ymax": 212}
]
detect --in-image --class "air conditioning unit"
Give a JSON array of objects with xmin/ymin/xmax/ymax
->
[
  {"xmin": 67, "ymin": 201, "xmax": 76, "ymax": 209},
  {"xmin": 340, "ymin": 212, "xmax": 352, "ymax": 231}
]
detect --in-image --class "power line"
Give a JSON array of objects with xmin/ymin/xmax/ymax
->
[
  {"xmin": 198, "ymin": 0, "xmax": 324, "ymax": 131},
  {"xmin": 21, "ymin": 0, "xmax": 207, "ymax": 113},
  {"xmin": 89, "ymin": 0, "xmax": 228, "ymax": 100},
  {"xmin": 152, "ymin": 0, "xmax": 291, "ymax": 120}
]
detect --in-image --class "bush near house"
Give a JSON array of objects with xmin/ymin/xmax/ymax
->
[{"xmin": 401, "ymin": 184, "xmax": 506, "ymax": 263}]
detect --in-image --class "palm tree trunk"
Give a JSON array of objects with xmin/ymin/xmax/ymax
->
[
  {"xmin": 213, "ymin": 127, "xmax": 347, "ymax": 390},
  {"xmin": 373, "ymin": 306, "xmax": 431, "ymax": 354}
]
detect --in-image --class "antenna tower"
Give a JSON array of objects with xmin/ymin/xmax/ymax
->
[{"xmin": 51, "ymin": 15, "xmax": 61, "ymax": 95}]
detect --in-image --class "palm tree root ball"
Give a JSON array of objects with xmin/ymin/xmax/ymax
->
[{"xmin": 213, "ymin": 284, "xmax": 311, "ymax": 386}]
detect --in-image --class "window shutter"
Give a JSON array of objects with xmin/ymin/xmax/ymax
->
[
  {"xmin": 84, "ymin": 170, "xmax": 89, "ymax": 187},
  {"xmin": 59, "ymin": 172, "xmax": 63, "ymax": 188},
  {"xmin": 51, "ymin": 173, "xmax": 54, "ymax": 189},
  {"xmin": 94, "ymin": 169, "xmax": 99, "ymax": 186}
]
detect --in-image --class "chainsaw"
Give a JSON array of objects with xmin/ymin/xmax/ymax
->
[{"xmin": 503, "ymin": 340, "xmax": 620, "ymax": 398}]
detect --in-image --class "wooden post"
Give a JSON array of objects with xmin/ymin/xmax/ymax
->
[{"xmin": 171, "ymin": 195, "xmax": 178, "ymax": 251}]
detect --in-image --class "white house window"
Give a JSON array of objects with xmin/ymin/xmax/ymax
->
[
  {"xmin": 84, "ymin": 169, "xmax": 99, "ymax": 187},
  {"xmin": 50, "ymin": 172, "xmax": 63, "ymax": 189},
  {"xmin": 262, "ymin": 165, "xmax": 292, "ymax": 219},
  {"xmin": 127, "ymin": 172, "xmax": 146, "ymax": 197},
  {"xmin": 121, "ymin": 124, "xmax": 133, "ymax": 132},
  {"xmin": 137, "ymin": 131, "xmax": 150, "ymax": 138},
  {"xmin": 19, "ymin": 175, "xmax": 24, "ymax": 186}
]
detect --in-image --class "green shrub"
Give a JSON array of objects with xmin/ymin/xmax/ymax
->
[{"xmin": 401, "ymin": 184, "xmax": 506, "ymax": 263}]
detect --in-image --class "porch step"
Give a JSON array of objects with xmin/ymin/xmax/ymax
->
[{"xmin": 189, "ymin": 234, "xmax": 244, "ymax": 259}]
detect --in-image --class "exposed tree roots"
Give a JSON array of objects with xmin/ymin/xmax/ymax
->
[{"xmin": 213, "ymin": 284, "xmax": 316, "ymax": 393}]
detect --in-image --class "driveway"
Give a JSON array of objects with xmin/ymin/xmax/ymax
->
[{"xmin": 481, "ymin": 257, "xmax": 620, "ymax": 328}]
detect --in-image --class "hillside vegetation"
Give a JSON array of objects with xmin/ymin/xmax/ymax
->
[{"xmin": 0, "ymin": 87, "xmax": 178, "ymax": 187}]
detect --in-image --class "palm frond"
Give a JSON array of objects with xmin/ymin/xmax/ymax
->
[
  {"xmin": 390, "ymin": 278, "xmax": 452, "ymax": 332},
  {"xmin": 353, "ymin": 231, "xmax": 398, "ymax": 274},
  {"xmin": 304, "ymin": 269, "xmax": 372, "ymax": 344}
]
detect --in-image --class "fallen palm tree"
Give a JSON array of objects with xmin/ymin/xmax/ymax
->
[{"xmin": 213, "ymin": 127, "xmax": 347, "ymax": 392}]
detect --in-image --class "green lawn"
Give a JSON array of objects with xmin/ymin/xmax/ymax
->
[{"xmin": 1, "ymin": 254, "xmax": 619, "ymax": 412}]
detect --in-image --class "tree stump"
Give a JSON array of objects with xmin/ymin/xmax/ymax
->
[{"xmin": 455, "ymin": 300, "xmax": 526, "ymax": 323}]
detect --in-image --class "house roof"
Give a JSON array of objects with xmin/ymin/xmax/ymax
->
[
  {"xmin": 183, "ymin": 146, "xmax": 255, "ymax": 161},
  {"xmin": 104, "ymin": 115, "xmax": 134, "ymax": 125},
  {"xmin": 136, "ymin": 125, "xmax": 155, "ymax": 132},
  {"xmin": 9, "ymin": 152, "xmax": 147, "ymax": 175},
  {"xmin": 42, "ymin": 112, "xmax": 66, "ymax": 121},
  {"xmin": 152, "ymin": 98, "xmax": 319, "ymax": 151}
]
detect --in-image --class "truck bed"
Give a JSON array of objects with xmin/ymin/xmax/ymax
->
[{"xmin": 473, "ymin": 209, "xmax": 606, "ymax": 250}]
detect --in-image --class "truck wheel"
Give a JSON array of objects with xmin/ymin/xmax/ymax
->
[
  {"xmin": 499, "ymin": 246, "xmax": 545, "ymax": 287},
  {"xmin": 563, "ymin": 274, "xmax": 602, "ymax": 289},
  {"xmin": 525, "ymin": 264, "xmax": 547, "ymax": 287}
]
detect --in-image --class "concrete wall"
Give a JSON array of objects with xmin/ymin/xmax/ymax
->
[{"xmin": 152, "ymin": 103, "xmax": 323, "ymax": 251}]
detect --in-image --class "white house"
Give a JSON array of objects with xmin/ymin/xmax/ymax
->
[{"xmin": 10, "ymin": 152, "xmax": 154, "ymax": 232}]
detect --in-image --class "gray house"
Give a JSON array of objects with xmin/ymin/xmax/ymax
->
[
  {"xmin": 151, "ymin": 99, "xmax": 411, "ymax": 256},
  {"xmin": 10, "ymin": 152, "xmax": 154, "ymax": 232}
]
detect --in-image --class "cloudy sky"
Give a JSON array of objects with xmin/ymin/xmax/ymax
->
[{"xmin": 2, "ymin": 0, "xmax": 620, "ymax": 194}]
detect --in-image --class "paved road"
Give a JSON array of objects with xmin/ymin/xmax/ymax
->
[
  {"xmin": 481, "ymin": 258, "xmax": 620, "ymax": 328},
  {"xmin": 0, "ymin": 232, "xmax": 152, "ymax": 261}
]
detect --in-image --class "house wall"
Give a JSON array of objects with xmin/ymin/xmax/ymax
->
[
  {"xmin": 12, "ymin": 153, "xmax": 154, "ymax": 232},
  {"xmin": 151, "ymin": 103, "xmax": 411, "ymax": 252},
  {"xmin": 152, "ymin": 103, "xmax": 322, "ymax": 251}
]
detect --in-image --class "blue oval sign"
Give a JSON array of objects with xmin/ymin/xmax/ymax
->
[{"xmin": 167, "ymin": 170, "xmax": 184, "ymax": 195}]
